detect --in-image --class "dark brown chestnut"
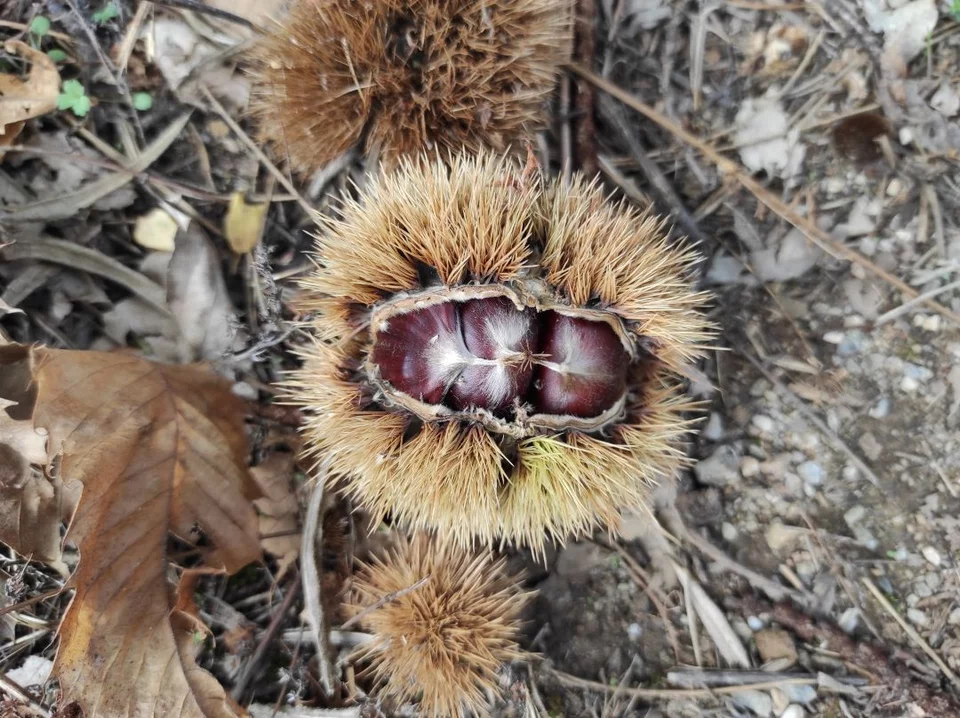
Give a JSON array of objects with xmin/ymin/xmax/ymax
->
[
  {"xmin": 371, "ymin": 297, "xmax": 630, "ymax": 420},
  {"xmin": 448, "ymin": 298, "xmax": 537, "ymax": 412},
  {"xmin": 533, "ymin": 312, "xmax": 629, "ymax": 418}
]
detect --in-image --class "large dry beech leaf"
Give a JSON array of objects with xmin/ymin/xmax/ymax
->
[{"xmin": 0, "ymin": 345, "xmax": 262, "ymax": 718}]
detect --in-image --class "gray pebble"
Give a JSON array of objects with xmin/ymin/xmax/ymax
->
[
  {"xmin": 797, "ymin": 461, "xmax": 824, "ymax": 486},
  {"xmin": 694, "ymin": 445, "xmax": 741, "ymax": 487}
]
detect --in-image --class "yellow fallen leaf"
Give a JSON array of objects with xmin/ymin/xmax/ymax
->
[
  {"xmin": 133, "ymin": 207, "xmax": 179, "ymax": 252},
  {"xmin": 224, "ymin": 191, "xmax": 268, "ymax": 254},
  {"xmin": 0, "ymin": 41, "xmax": 60, "ymax": 134},
  {"xmin": 0, "ymin": 345, "xmax": 261, "ymax": 718}
]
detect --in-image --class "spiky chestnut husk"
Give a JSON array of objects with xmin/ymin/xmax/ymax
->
[
  {"xmin": 246, "ymin": 0, "xmax": 572, "ymax": 175},
  {"xmin": 289, "ymin": 153, "xmax": 714, "ymax": 550},
  {"xmin": 347, "ymin": 533, "xmax": 531, "ymax": 718}
]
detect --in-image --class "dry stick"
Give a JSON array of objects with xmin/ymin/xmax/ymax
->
[
  {"xmin": 569, "ymin": 65, "xmax": 960, "ymax": 327},
  {"xmin": 738, "ymin": 347, "xmax": 884, "ymax": 488},
  {"xmin": 875, "ymin": 278, "xmax": 960, "ymax": 326},
  {"xmin": 302, "ymin": 473, "xmax": 336, "ymax": 696},
  {"xmin": 339, "ymin": 575, "xmax": 432, "ymax": 631},
  {"xmin": 0, "ymin": 674, "xmax": 49, "ymax": 717},
  {"xmin": 548, "ymin": 668, "xmax": 818, "ymax": 700},
  {"xmin": 599, "ymin": 95, "xmax": 707, "ymax": 247},
  {"xmin": 62, "ymin": 0, "xmax": 145, "ymax": 143},
  {"xmin": 200, "ymin": 86, "xmax": 315, "ymax": 217},
  {"xmin": 0, "ymin": 588, "xmax": 63, "ymax": 620},
  {"xmin": 862, "ymin": 577, "xmax": 960, "ymax": 691},
  {"xmin": 572, "ymin": 0, "xmax": 598, "ymax": 176},
  {"xmin": 147, "ymin": 0, "xmax": 263, "ymax": 30},
  {"xmin": 231, "ymin": 574, "xmax": 302, "ymax": 700}
]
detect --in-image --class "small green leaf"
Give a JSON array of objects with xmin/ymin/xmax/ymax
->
[
  {"xmin": 71, "ymin": 95, "xmax": 92, "ymax": 117},
  {"xmin": 92, "ymin": 2, "xmax": 120, "ymax": 24},
  {"xmin": 132, "ymin": 92, "xmax": 153, "ymax": 112},
  {"xmin": 57, "ymin": 80, "xmax": 92, "ymax": 117},
  {"xmin": 29, "ymin": 16, "xmax": 51, "ymax": 36},
  {"xmin": 47, "ymin": 49, "xmax": 68, "ymax": 63},
  {"xmin": 62, "ymin": 79, "xmax": 85, "ymax": 99}
]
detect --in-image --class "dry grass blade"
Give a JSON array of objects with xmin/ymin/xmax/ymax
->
[
  {"xmin": 3, "ymin": 112, "xmax": 192, "ymax": 222},
  {"xmin": 548, "ymin": 668, "xmax": 817, "ymax": 699},
  {"xmin": 672, "ymin": 561, "xmax": 750, "ymax": 668},
  {"xmin": 0, "ymin": 345, "xmax": 262, "ymax": 718},
  {"xmin": 301, "ymin": 471, "xmax": 336, "ymax": 696},
  {"xmin": 0, "ymin": 237, "xmax": 169, "ymax": 315},
  {"xmin": 570, "ymin": 65, "xmax": 960, "ymax": 326},
  {"xmin": 862, "ymin": 577, "xmax": 960, "ymax": 690}
]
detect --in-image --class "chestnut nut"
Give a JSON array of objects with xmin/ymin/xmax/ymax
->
[{"xmin": 372, "ymin": 296, "xmax": 629, "ymax": 419}]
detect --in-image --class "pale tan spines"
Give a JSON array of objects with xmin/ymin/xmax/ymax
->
[
  {"xmin": 297, "ymin": 154, "xmax": 539, "ymax": 337},
  {"xmin": 502, "ymin": 378, "xmax": 701, "ymax": 552},
  {"xmin": 291, "ymin": 339, "xmax": 699, "ymax": 551},
  {"xmin": 540, "ymin": 176, "xmax": 715, "ymax": 373},
  {"xmin": 348, "ymin": 534, "xmax": 531, "ymax": 718},
  {"xmin": 289, "ymin": 152, "xmax": 715, "ymax": 550},
  {"xmin": 247, "ymin": 0, "xmax": 572, "ymax": 176}
]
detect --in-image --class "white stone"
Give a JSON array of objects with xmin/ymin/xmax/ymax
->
[
  {"xmin": 922, "ymin": 546, "xmax": 941, "ymax": 567},
  {"xmin": 752, "ymin": 414, "xmax": 776, "ymax": 434},
  {"xmin": 823, "ymin": 330, "xmax": 845, "ymax": 344},
  {"xmin": 722, "ymin": 522, "xmax": 739, "ymax": 542},
  {"xmin": 907, "ymin": 608, "xmax": 927, "ymax": 626},
  {"xmin": 741, "ymin": 456, "xmax": 761, "ymax": 478},
  {"xmin": 900, "ymin": 375, "xmax": 920, "ymax": 392},
  {"xmin": 844, "ymin": 506, "xmax": 866, "ymax": 526}
]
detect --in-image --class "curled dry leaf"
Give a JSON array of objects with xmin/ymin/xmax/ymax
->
[
  {"xmin": 0, "ymin": 344, "xmax": 262, "ymax": 718},
  {"xmin": 250, "ymin": 446, "xmax": 301, "ymax": 577},
  {"xmin": 0, "ymin": 347, "xmax": 66, "ymax": 563},
  {"xmin": 0, "ymin": 41, "xmax": 60, "ymax": 133}
]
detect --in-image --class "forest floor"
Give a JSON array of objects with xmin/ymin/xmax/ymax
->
[{"xmin": 2, "ymin": 0, "xmax": 960, "ymax": 717}]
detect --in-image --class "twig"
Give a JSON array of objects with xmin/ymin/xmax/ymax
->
[
  {"xmin": 230, "ymin": 573, "xmax": 301, "ymax": 700},
  {"xmin": 862, "ymin": 577, "xmax": 960, "ymax": 690},
  {"xmin": 737, "ymin": 346, "xmax": 883, "ymax": 488},
  {"xmin": 762, "ymin": 598, "xmax": 960, "ymax": 714},
  {"xmin": 148, "ymin": 0, "xmax": 264, "ymax": 31},
  {"xmin": 598, "ymin": 95, "xmax": 706, "ymax": 247},
  {"xmin": 0, "ymin": 588, "xmax": 63, "ymax": 620},
  {"xmin": 63, "ymin": 0, "xmax": 145, "ymax": 142},
  {"xmin": 572, "ymin": 0, "xmax": 598, "ymax": 176},
  {"xmin": 0, "ymin": 674, "xmax": 50, "ymax": 717},
  {"xmin": 339, "ymin": 576, "xmax": 431, "ymax": 631},
  {"xmin": 570, "ymin": 64, "xmax": 960, "ymax": 326},
  {"xmin": 663, "ymin": 505, "xmax": 816, "ymax": 608},
  {"xmin": 874, "ymin": 278, "xmax": 960, "ymax": 326},
  {"xmin": 302, "ymin": 471, "xmax": 337, "ymax": 696},
  {"xmin": 547, "ymin": 667, "xmax": 817, "ymax": 700},
  {"xmin": 200, "ymin": 85, "xmax": 315, "ymax": 217},
  {"xmin": 667, "ymin": 668, "xmax": 867, "ymax": 688}
]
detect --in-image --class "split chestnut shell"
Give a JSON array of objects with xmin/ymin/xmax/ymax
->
[{"xmin": 291, "ymin": 154, "xmax": 713, "ymax": 550}]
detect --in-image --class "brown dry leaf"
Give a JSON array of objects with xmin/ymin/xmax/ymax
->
[
  {"xmin": 251, "ymin": 448, "xmax": 300, "ymax": 577},
  {"xmin": 0, "ymin": 346, "xmax": 65, "ymax": 563},
  {"xmin": 0, "ymin": 41, "xmax": 60, "ymax": 133},
  {"xmin": 0, "ymin": 344, "xmax": 262, "ymax": 718}
]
